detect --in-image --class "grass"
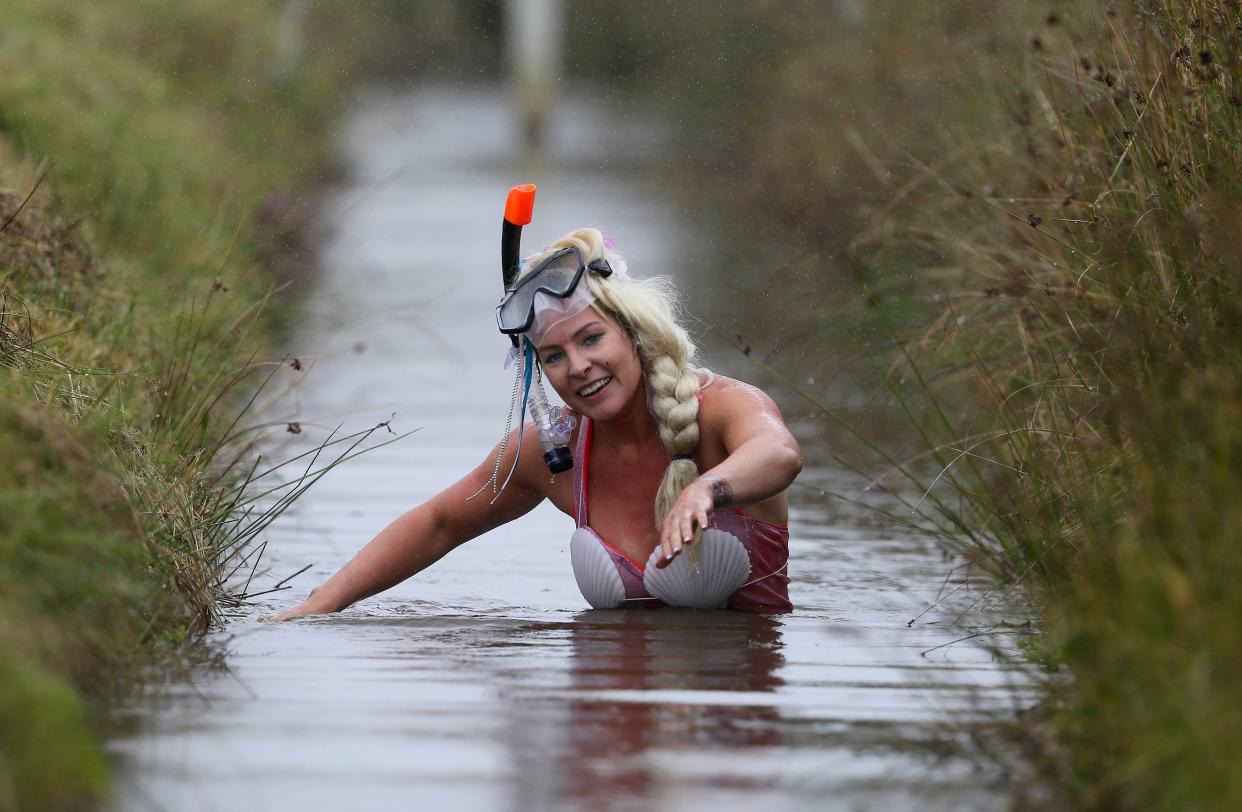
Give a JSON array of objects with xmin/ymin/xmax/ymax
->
[
  {"xmin": 840, "ymin": 2, "xmax": 1242, "ymax": 808},
  {"xmin": 0, "ymin": 1, "xmax": 389, "ymax": 808}
]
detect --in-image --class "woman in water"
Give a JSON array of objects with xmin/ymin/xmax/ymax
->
[{"xmin": 271, "ymin": 225, "xmax": 801, "ymax": 619}]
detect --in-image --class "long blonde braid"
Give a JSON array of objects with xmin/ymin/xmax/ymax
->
[{"xmin": 643, "ymin": 352, "xmax": 703, "ymax": 531}]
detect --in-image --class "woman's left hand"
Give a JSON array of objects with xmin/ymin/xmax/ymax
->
[{"xmin": 656, "ymin": 479, "xmax": 713, "ymax": 568}]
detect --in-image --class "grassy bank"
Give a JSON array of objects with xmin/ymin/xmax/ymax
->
[
  {"xmin": 846, "ymin": 2, "xmax": 1242, "ymax": 808},
  {"xmin": 0, "ymin": 2, "xmax": 363, "ymax": 808}
]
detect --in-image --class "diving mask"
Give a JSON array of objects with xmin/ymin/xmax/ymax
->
[{"xmin": 496, "ymin": 245, "xmax": 614, "ymax": 336}]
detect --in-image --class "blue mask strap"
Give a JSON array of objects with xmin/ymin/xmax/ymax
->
[
  {"xmin": 494, "ymin": 339, "xmax": 535, "ymax": 502},
  {"xmin": 519, "ymin": 339, "xmax": 534, "ymax": 425}
]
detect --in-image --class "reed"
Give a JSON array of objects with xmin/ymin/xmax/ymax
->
[
  {"xmin": 845, "ymin": 2, "xmax": 1242, "ymax": 807},
  {"xmin": 0, "ymin": 2, "xmax": 389, "ymax": 808}
]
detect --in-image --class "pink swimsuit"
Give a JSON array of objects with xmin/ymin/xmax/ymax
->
[{"xmin": 571, "ymin": 416, "xmax": 793, "ymax": 613}]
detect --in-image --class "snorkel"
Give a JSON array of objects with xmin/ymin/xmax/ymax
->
[
  {"xmin": 499, "ymin": 184, "xmax": 575, "ymax": 476},
  {"xmin": 500, "ymin": 184, "xmax": 535, "ymax": 335}
]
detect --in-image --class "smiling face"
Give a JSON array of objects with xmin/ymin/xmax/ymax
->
[{"xmin": 534, "ymin": 305, "xmax": 643, "ymax": 422}]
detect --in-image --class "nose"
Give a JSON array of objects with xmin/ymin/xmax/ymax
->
[{"xmin": 565, "ymin": 347, "xmax": 591, "ymax": 380}]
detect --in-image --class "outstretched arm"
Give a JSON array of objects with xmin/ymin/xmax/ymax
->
[
  {"xmin": 656, "ymin": 379, "xmax": 802, "ymax": 566},
  {"xmin": 268, "ymin": 427, "xmax": 545, "ymax": 619}
]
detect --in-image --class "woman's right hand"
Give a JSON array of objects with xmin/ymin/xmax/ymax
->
[
  {"xmin": 263, "ymin": 603, "xmax": 318, "ymax": 622},
  {"xmin": 262, "ymin": 588, "xmax": 339, "ymax": 621}
]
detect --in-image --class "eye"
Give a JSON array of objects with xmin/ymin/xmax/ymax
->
[
  {"xmin": 583, "ymin": 332, "xmax": 604, "ymax": 346},
  {"xmin": 541, "ymin": 349, "xmax": 565, "ymax": 365}
]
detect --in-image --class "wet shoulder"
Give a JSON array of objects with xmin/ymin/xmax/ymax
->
[{"xmin": 696, "ymin": 372, "xmax": 785, "ymax": 428}]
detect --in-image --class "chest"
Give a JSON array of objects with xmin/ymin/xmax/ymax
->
[{"xmin": 548, "ymin": 439, "xmax": 673, "ymax": 566}]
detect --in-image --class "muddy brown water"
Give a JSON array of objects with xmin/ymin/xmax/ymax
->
[{"xmin": 107, "ymin": 86, "xmax": 1029, "ymax": 812}]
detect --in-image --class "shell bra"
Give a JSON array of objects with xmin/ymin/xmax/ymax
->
[{"xmin": 571, "ymin": 416, "xmax": 793, "ymax": 613}]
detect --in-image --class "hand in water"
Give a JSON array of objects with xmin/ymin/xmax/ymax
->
[
  {"xmin": 262, "ymin": 604, "xmax": 312, "ymax": 622},
  {"xmin": 262, "ymin": 589, "xmax": 336, "ymax": 621}
]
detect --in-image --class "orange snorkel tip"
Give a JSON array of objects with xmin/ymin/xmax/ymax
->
[
  {"xmin": 501, "ymin": 183, "xmax": 537, "ymax": 294},
  {"xmin": 504, "ymin": 183, "xmax": 537, "ymax": 226}
]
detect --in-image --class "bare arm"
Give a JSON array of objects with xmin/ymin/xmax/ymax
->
[
  {"xmin": 268, "ymin": 426, "xmax": 545, "ymax": 619},
  {"xmin": 656, "ymin": 379, "xmax": 802, "ymax": 566}
]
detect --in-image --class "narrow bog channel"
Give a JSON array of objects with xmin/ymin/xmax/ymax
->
[{"xmin": 108, "ymin": 86, "xmax": 1026, "ymax": 812}]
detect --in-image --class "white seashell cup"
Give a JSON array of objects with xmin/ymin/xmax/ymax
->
[
  {"xmin": 642, "ymin": 528, "xmax": 751, "ymax": 609},
  {"xmin": 570, "ymin": 528, "xmax": 626, "ymax": 609}
]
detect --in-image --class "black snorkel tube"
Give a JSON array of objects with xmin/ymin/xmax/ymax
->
[
  {"xmin": 499, "ymin": 184, "xmax": 575, "ymax": 475},
  {"xmin": 501, "ymin": 184, "xmax": 536, "ymax": 347}
]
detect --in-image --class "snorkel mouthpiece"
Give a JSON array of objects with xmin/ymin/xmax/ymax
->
[
  {"xmin": 544, "ymin": 446, "xmax": 573, "ymax": 474},
  {"xmin": 528, "ymin": 373, "xmax": 575, "ymax": 474}
]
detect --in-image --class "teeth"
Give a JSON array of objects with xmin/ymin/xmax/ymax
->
[{"xmin": 578, "ymin": 377, "xmax": 611, "ymax": 397}]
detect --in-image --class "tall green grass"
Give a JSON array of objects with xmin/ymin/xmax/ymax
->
[
  {"xmin": 0, "ymin": 2, "xmax": 382, "ymax": 808},
  {"xmin": 846, "ymin": 2, "xmax": 1242, "ymax": 807}
]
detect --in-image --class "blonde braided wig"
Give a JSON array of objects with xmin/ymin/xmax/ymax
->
[{"xmin": 520, "ymin": 228, "xmax": 708, "ymax": 536}]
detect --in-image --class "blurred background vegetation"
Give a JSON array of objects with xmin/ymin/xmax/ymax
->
[{"xmin": 1, "ymin": 0, "xmax": 1237, "ymax": 809}]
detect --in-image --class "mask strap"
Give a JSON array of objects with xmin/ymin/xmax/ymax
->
[{"xmin": 491, "ymin": 339, "xmax": 535, "ymax": 503}]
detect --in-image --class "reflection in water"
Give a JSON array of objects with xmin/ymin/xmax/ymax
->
[{"xmin": 528, "ymin": 612, "xmax": 785, "ymax": 809}]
